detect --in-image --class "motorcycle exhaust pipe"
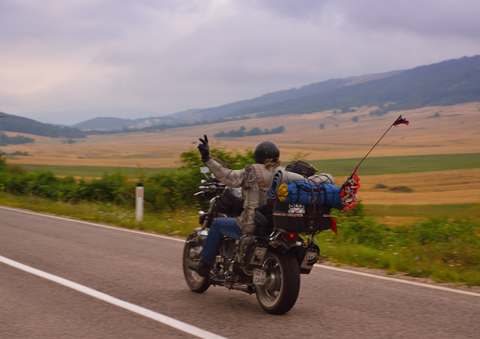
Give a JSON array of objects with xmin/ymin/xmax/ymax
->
[{"xmin": 231, "ymin": 283, "xmax": 255, "ymax": 294}]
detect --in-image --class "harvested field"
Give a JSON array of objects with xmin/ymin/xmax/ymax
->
[
  {"xmin": 350, "ymin": 168, "xmax": 480, "ymax": 225},
  {"xmin": 364, "ymin": 203, "xmax": 479, "ymax": 226},
  {"xmin": 4, "ymin": 102, "xmax": 480, "ymax": 168},
  {"xmin": 355, "ymin": 168, "xmax": 480, "ymax": 205}
]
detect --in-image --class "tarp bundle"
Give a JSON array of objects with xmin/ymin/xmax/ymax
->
[
  {"xmin": 276, "ymin": 181, "xmax": 342, "ymax": 210},
  {"xmin": 267, "ymin": 169, "xmax": 305, "ymax": 200}
]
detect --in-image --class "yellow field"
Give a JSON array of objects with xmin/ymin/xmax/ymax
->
[
  {"xmin": 352, "ymin": 168, "xmax": 480, "ymax": 205},
  {"xmin": 5, "ymin": 102, "xmax": 480, "ymax": 169}
]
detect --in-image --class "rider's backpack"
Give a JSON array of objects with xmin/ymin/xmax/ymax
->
[
  {"xmin": 215, "ymin": 187, "xmax": 244, "ymax": 216},
  {"xmin": 285, "ymin": 161, "xmax": 317, "ymax": 177}
]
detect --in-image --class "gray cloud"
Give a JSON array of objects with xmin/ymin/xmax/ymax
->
[
  {"xmin": 245, "ymin": 0, "xmax": 330, "ymax": 18},
  {"xmin": 1, "ymin": 0, "xmax": 480, "ymax": 125},
  {"xmin": 249, "ymin": 0, "xmax": 480, "ymax": 38},
  {"xmin": 339, "ymin": 0, "xmax": 480, "ymax": 38}
]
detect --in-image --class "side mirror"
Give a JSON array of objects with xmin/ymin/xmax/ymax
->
[{"xmin": 200, "ymin": 166, "xmax": 211, "ymax": 179}]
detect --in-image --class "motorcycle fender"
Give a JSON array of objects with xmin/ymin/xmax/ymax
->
[{"xmin": 274, "ymin": 239, "xmax": 299, "ymax": 254}]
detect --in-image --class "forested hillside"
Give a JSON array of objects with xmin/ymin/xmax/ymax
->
[
  {"xmin": 73, "ymin": 109, "xmax": 202, "ymax": 131},
  {"xmin": 175, "ymin": 78, "xmax": 350, "ymax": 122},
  {"xmin": 215, "ymin": 56, "xmax": 480, "ymax": 118},
  {"xmin": 0, "ymin": 112, "xmax": 86, "ymax": 138},
  {"xmin": 167, "ymin": 55, "xmax": 480, "ymax": 122}
]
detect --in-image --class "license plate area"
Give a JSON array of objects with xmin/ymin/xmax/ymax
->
[
  {"xmin": 300, "ymin": 251, "xmax": 319, "ymax": 270},
  {"xmin": 253, "ymin": 268, "xmax": 266, "ymax": 285},
  {"xmin": 288, "ymin": 203, "xmax": 305, "ymax": 214},
  {"xmin": 250, "ymin": 247, "xmax": 267, "ymax": 266}
]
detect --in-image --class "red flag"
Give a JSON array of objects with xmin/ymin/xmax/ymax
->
[
  {"xmin": 340, "ymin": 167, "xmax": 361, "ymax": 212},
  {"xmin": 393, "ymin": 115, "xmax": 409, "ymax": 126},
  {"xmin": 330, "ymin": 219, "xmax": 338, "ymax": 235}
]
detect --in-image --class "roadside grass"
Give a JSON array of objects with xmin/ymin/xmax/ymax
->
[
  {"xmin": 307, "ymin": 153, "xmax": 480, "ymax": 176},
  {"xmin": 316, "ymin": 241, "xmax": 480, "ymax": 286},
  {"xmin": 20, "ymin": 165, "xmax": 174, "ymax": 178},
  {"xmin": 315, "ymin": 211, "xmax": 480, "ymax": 286},
  {"xmin": 0, "ymin": 193, "xmax": 198, "ymax": 238}
]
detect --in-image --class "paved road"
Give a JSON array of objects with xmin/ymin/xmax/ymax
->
[{"xmin": 1, "ymin": 206, "xmax": 479, "ymax": 339}]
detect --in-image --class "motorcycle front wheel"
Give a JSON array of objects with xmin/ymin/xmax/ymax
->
[
  {"xmin": 256, "ymin": 250, "xmax": 300, "ymax": 315},
  {"xmin": 182, "ymin": 237, "xmax": 210, "ymax": 293}
]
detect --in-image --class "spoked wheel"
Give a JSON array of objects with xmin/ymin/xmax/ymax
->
[
  {"xmin": 182, "ymin": 236, "xmax": 210, "ymax": 293},
  {"xmin": 256, "ymin": 251, "xmax": 300, "ymax": 314}
]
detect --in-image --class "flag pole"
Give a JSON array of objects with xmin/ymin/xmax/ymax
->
[
  {"xmin": 342, "ymin": 114, "xmax": 408, "ymax": 187},
  {"xmin": 355, "ymin": 114, "xmax": 402, "ymax": 171}
]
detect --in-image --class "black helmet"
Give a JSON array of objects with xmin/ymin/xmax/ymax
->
[{"xmin": 254, "ymin": 141, "xmax": 280, "ymax": 164}]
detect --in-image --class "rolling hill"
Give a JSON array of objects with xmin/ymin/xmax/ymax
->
[
  {"xmin": 72, "ymin": 109, "xmax": 202, "ymax": 131},
  {"xmin": 173, "ymin": 55, "xmax": 480, "ymax": 122},
  {"xmin": 0, "ymin": 111, "xmax": 86, "ymax": 138},
  {"xmin": 73, "ymin": 55, "xmax": 480, "ymax": 131}
]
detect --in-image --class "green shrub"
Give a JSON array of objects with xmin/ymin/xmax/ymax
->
[
  {"xmin": 389, "ymin": 186, "xmax": 413, "ymax": 192},
  {"xmin": 0, "ymin": 146, "xmax": 255, "ymax": 212}
]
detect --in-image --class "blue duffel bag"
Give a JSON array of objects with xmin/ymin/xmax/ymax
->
[{"xmin": 278, "ymin": 181, "xmax": 342, "ymax": 210}]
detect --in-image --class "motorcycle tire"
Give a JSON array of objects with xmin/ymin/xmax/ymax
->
[
  {"xmin": 182, "ymin": 237, "xmax": 210, "ymax": 293},
  {"xmin": 256, "ymin": 250, "xmax": 300, "ymax": 315}
]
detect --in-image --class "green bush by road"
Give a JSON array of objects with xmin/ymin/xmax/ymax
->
[{"xmin": 320, "ymin": 206, "xmax": 480, "ymax": 286}]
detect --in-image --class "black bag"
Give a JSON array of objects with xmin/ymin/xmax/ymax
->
[
  {"xmin": 285, "ymin": 161, "xmax": 317, "ymax": 177},
  {"xmin": 254, "ymin": 200, "xmax": 274, "ymax": 236},
  {"xmin": 215, "ymin": 188, "xmax": 244, "ymax": 215}
]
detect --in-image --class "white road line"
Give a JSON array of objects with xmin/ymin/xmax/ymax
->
[
  {"xmin": 314, "ymin": 264, "xmax": 480, "ymax": 297},
  {"xmin": 0, "ymin": 255, "xmax": 226, "ymax": 339},
  {"xmin": 0, "ymin": 205, "xmax": 185, "ymax": 242},
  {"xmin": 2, "ymin": 204, "xmax": 480, "ymax": 298}
]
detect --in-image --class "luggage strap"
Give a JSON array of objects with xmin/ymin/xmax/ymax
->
[
  {"xmin": 293, "ymin": 181, "xmax": 326, "ymax": 208},
  {"xmin": 253, "ymin": 164, "xmax": 266, "ymax": 190}
]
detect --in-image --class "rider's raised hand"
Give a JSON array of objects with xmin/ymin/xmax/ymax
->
[{"xmin": 198, "ymin": 134, "xmax": 211, "ymax": 162}]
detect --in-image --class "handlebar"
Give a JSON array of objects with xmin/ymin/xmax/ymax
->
[{"xmin": 195, "ymin": 178, "xmax": 227, "ymax": 196}]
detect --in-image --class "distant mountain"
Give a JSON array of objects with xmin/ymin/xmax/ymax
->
[
  {"xmin": 166, "ymin": 79, "xmax": 350, "ymax": 121},
  {"xmin": 73, "ymin": 55, "xmax": 480, "ymax": 132},
  {"xmin": 0, "ymin": 111, "xmax": 86, "ymax": 138},
  {"xmin": 73, "ymin": 109, "xmax": 203, "ymax": 131},
  {"xmin": 230, "ymin": 56, "xmax": 480, "ymax": 118},
  {"xmin": 73, "ymin": 117, "xmax": 132, "ymax": 130},
  {"xmin": 167, "ymin": 71, "xmax": 405, "ymax": 122}
]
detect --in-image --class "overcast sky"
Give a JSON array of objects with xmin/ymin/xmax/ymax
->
[{"xmin": 1, "ymin": 0, "xmax": 480, "ymax": 125}]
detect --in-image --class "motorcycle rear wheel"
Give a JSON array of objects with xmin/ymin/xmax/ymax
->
[
  {"xmin": 182, "ymin": 238, "xmax": 210, "ymax": 293},
  {"xmin": 256, "ymin": 250, "xmax": 300, "ymax": 314}
]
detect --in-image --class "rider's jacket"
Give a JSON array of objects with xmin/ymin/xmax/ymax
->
[{"xmin": 204, "ymin": 158, "xmax": 279, "ymax": 234}]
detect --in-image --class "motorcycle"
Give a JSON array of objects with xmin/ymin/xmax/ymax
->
[{"xmin": 182, "ymin": 167, "xmax": 336, "ymax": 314}]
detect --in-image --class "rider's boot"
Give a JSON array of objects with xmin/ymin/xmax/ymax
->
[{"xmin": 187, "ymin": 260, "xmax": 212, "ymax": 278}]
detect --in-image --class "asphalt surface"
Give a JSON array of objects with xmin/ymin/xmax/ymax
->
[{"xmin": 1, "ymin": 206, "xmax": 479, "ymax": 339}]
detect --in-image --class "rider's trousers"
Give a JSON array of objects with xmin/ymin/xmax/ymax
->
[{"xmin": 200, "ymin": 217, "xmax": 243, "ymax": 265}]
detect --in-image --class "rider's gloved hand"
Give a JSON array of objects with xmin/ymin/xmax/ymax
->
[{"xmin": 198, "ymin": 135, "xmax": 211, "ymax": 162}]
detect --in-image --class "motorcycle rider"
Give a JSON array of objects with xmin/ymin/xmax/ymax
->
[{"xmin": 189, "ymin": 135, "xmax": 281, "ymax": 277}]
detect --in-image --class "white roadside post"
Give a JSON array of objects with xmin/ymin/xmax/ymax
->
[{"xmin": 136, "ymin": 183, "xmax": 144, "ymax": 222}]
